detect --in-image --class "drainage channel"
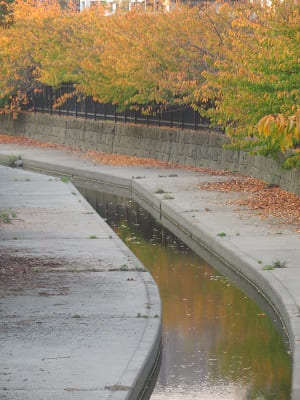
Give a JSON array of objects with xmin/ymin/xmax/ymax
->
[{"xmin": 79, "ymin": 187, "xmax": 292, "ymax": 400}]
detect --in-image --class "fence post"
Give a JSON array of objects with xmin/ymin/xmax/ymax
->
[
  {"xmin": 194, "ymin": 110, "xmax": 197, "ymax": 130},
  {"xmin": 85, "ymin": 97, "xmax": 88, "ymax": 119},
  {"xmin": 134, "ymin": 110, "xmax": 137, "ymax": 124},
  {"xmin": 181, "ymin": 110, "xmax": 184, "ymax": 130},
  {"xmin": 114, "ymin": 104, "xmax": 117, "ymax": 123},
  {"xmin": 94, "ymin": 99, "xmax": 97, "ymax": 121},
  {"xmin": 170, "ymin": 110, "xmax": 173, "ymax": 128},
  {"xmin": 124, "ymin": 110, "xmax": 127, "ymax": 124},
  {"xmin": 104, "ymin": 103, "xmax": 107, "ymax": 120},
  {"xmin": 158, "ymin": 108, "xmax": 161, "ymax": 127},
  {"xmin": 146, "ymin": 114, "xmax": 149, "ymax": 126},
  {"xmin": 75, "ymin": 94, "xmax": 78, "ymax": 118}
]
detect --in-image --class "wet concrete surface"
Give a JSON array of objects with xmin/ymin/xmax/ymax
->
[
  {"xmin": 0, "ymin": 165, "xmax": 161, "ymax": 400},
  {"xmin": 0, "ymin": 144, "xmax": 299, "ymax": 399}
]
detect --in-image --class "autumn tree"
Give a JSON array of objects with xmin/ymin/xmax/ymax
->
[
  {"xmin": 0, "ymin": 0, "xmax": 83, "ymax": 112},
  {"xmin": 0, "ymin": 0, "xmax": 299, "ymax": 166},
  {"xmin": 200, "ymin": 0, "xmax": 300, "ymax": 165},
  {"xmin": 73, "ymin": 4, "xmax": 229, "ymax": 110}
]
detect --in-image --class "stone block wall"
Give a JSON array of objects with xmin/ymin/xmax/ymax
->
[{"xmin": 1, "ymin": 112, "xmax": 299, "ymax": 195}]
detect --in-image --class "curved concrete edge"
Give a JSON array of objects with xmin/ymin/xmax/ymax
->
[
  {"xmin": 133, "ymin": 182, "xmax": 300, "ymax": 399},
  {"xmin": 0, "ymin": 161, "xmax": 162, "ymax": 400},
  {"xmin": 0, "ymin": 154, "xmax": 299, "ymax": 399},
  {"xmin": 66, "ymin": 180, "xmax": 163, "ymax": 400}
]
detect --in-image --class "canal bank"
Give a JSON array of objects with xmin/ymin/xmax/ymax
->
[
  {"xmin": 82, "ymin": 189, "xmax": 292, "ymax": 399},
  {"xmin": 0, "ymin": 144, "xmax": 299, "ymax": 399},
  {"xmin": 0, "ymin": 164, "xmax": 162, "ymax": 400}
]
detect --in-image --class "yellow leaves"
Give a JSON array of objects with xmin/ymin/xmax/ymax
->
[
  {"xmin": 1, "ymin": 0, "xmax": 299, "ymax": 144},
  {"xmin": 0, "ymin": 0, "xmax": 231, "ymax": 111},
  {"xmin": 0, "ymin": 0, "xmax": 82, "ymax": 113},
  {"xmin": 257, "ymin": 108, "xmax": 300, "ymax": 152},
  {"xmin": 258, "ymin": 115, "xmax": 273, "ymax": 138}
]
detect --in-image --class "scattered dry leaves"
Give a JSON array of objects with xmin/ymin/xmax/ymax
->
[
  {"xmin": 0, "ymin": 134, "xmax": 231, "ymax": 175},
  {"xmin": 0, "ymin": 252, "xmax": 64, "ymax": 283},
  {"xmin": 84, "ymin": 149, "xmax": 231, "ymax": 175},
  {"xmin": 1, "ymin": 133, "xmax": 299, "ymax": 231},
  {"xmin": 198, "ymin": 178, "xmax": 300, "ymax": 231},
  {"xmin": 0, "ymin": 134, "xmax": 82, "ymax": 154}
]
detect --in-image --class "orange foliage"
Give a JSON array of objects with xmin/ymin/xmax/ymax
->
[{"xmin": 0, "ymin": 0, "xmax": 299, "ymax": 164}]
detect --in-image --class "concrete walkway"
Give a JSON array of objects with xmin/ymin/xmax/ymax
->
[
  {"xmin": 0, "ymin": 144, "xmax": 299, "ymax": 399},
  {"xmin": 0, "ymin": 163, "xmax": 161, "ymax": 400}
]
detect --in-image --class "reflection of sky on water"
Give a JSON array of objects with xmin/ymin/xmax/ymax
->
[
  {"xmin": 80, "ymin": 189, "xmax": 291, "ymax": 400},
  {"xmin": 153, "ymin": 328, "xmax": 250, "ymax": 400},
  {"xmin": 151, "ymin": 384, "xmax": 248, "ymax": 400}
]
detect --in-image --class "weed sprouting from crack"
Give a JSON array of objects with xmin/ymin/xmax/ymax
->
[
  {"xmin": 6, "ymin": 154, "xmax": 21, "ymax": 167},
  {"xmin": 163, "ymin": 194, "xmax": 174, "ymax": 200},
  {"xmin": 0, "ymin": 210, "xmax": 17, "ymax": 224},
  {"xmin": 217, "ymin": 232, "xmax": 226, "ymax": 237},
  {"xmin": 155, "ymin": 188, "xmax": 166, "ymax": 194},
  {"xmin": 60, "ymin": 176, "xmax": 70, "ymax": 184},
  {"xmin": 262, "ymin": 259, "xmax": 287, "ymax": 271}
]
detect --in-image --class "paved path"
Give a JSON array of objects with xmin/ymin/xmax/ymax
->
[
  {"xmin": 0, "ymin": 144, "xmax": 299, "ymax": 399},
  {"xmin": 0, "ymin": 163, "xmax": 161, "ymax": 400}
]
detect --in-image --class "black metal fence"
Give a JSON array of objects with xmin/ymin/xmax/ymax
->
[{"xmin": 29, "ymin": 84, "xmax": 211, "ymax": 131}]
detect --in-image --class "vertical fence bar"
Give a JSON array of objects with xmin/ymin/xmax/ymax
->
[
  {"xmin": 75, "ymin": 94, "xmax": 78, "ymax": 118},
  {"xmin": 44, "ymin": 86, "xmax": 47, "ymax": 112},
  {"xmin": 66, "ymin": 83, "xmax": 69, "ymax": 117},
  {"xmin": 181, "ymin": 110, "xmax": 184, "ymax": 129},
  {"xmin": 194, "ymin": 110, "xmax": 197, "ymax": 130},
  {"xmin": 114, "ymin": 104, "xmax": 117, "ymax": 123},
  {"xmin": 134, "ymin": 110, "xmax": 137, "ymax": 124},
  {"xmin": 50, "ymin": 87, "xmax": 53, "ymax": 115},
  {"xmin": 42, "ymin": 87, "xmax": 46, "ymax": 113},
  {"xmin": 104, "ymin": 103, "xmax": 106, "ymax": 120},
  {"xmin": 85, "ymin": 97, "xmax": 88, "ymax": 119},
  {"xmin": 146, "ymin": 114, "xmax": 149, "ymax": 126},
  {"xmin": 170, "ymin": 110, "xmax": 173, "ymax": 128},
  {"xmin": 124, "ymin": 110, "xmax": 127, "ymax": 124},
  {"xmin": 58, "ymin": 88, "xmax": 61, "ymax": 116},
  {"xmin": 33, "ymin": 91, "xmax": 36, "ymax": 112},
  {"xmin": 94, "ymin": 99, "xmax": 97, "ymax": 121},
  {"xmin": 158, "ymin": 107, "xmax": 161, "ymax": 127}
]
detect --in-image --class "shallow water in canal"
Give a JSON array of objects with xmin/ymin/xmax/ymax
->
[{"xmin": 80, "ymin": 189, "xmax": 292, "ymax": 400}]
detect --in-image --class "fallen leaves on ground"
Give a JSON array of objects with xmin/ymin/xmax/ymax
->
[
  {"xmin": 84, "ymin": 149, "xmax": 231, "ymax": 175},
  {"xmin": 0, "ymin": 252, "xmax": 64, "ymax": 283},
  {"xmin": 1, "ymin": 133, "xmax": 299, "ymax": 231},
  {"xmin": 0, "ymin": 134, "xmax": 82, "ymax": 154},
  {"xmin": 198, "ymin": 178, "xmax": 300, "ymax": 231},
  {"xmin": 0, "ymin": 133, "xmax": 231, "ymax": 175}
]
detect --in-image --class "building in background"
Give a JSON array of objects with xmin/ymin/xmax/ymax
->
[
  {"xmin": 129, "ymin": 0, "xmax": 174, "ymax": 12},
  {"xmin": 80, "ymin": 0, "xmax": 175, "ymax": 13},
  {"xmin": 80, "ymin": 0, "xmax": 117, "ymax": 13}
]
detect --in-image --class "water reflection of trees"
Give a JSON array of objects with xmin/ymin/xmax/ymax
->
[
  {"xmin": 80, "ymin": 189, "xmax": 291, "ymax": 400},
  {"xmin": 116, "ymin": 222, "xmax": 291, "ymax": 400}
]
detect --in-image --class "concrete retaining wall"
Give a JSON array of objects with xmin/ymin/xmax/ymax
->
[{"xmin": 1, "ymin": 112, "xmax": 299, "ymax": 195}]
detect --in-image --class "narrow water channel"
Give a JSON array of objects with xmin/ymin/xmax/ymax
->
[{"xmin": 79, "ymin": 188, "xmax": 292, "ymax": 400}]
